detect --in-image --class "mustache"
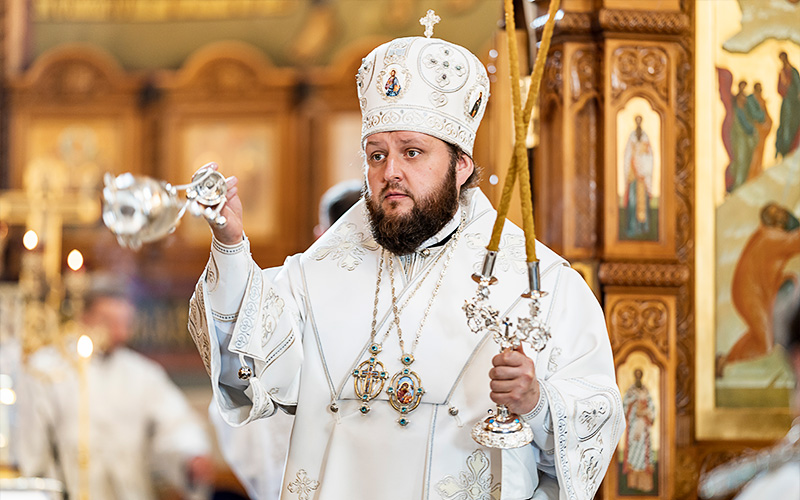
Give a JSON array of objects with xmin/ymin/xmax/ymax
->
[{"xmin": 380, "ymin": 183, "xmax": 413, "ymax": 201}]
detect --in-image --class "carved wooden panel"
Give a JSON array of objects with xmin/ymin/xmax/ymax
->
[
  {"xmin": 535, "ymin": 42, "xmax": 600, "ymax": 261},
  {"xmin": 6, "ymin": 45, "xmax": 143, "ymax": 276},
  {"xmin": 598, "ymin": 9, "xmax": 690, "ymax": 34},
  {"xmin": 153, "ymin": 41, "xmax": 300, "ymax": 280},
  {"xmin": 8, "ymin": 44, "xmax": 143, "ymax": 189},
  {"xmin": 598, "ymin": 262, "xmax": 690, "ymax": 288},
  {"xmin": 603, "ymin": 39, "xmax": 679, "ymax": 260},
  {"xmin": 610, "ymin": 46, "xmax": 669, "ymax": 103},
  {"xmin": 604, "ymin": 290, "xmax": 677, "ymax": 500},
  {"xmin": 608, "ymin": 297, "xmax": 670, "ymax": 354}
]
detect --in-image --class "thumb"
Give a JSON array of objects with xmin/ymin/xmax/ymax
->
[{"xmin": 514, "ymin": 343, "xmax": 526, "ymax": 355}]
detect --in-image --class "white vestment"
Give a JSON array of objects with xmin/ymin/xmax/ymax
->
[
  {"xmin": 189, "ymin": 189, "xmax": 624, "ymax": 500},
  {"xmin": 16, "ymin": 345, "xmax": 211, "ymax": 500},
  {"xmin": 733, "ymin": 462, "xmax": 800, "ymax": 500},
  {"xmin": 209, "ymin": 401, "xmax": 293, "ymax": 500}
]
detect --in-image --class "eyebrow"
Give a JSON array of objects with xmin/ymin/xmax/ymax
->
[
  {"xmin": 396, "ymin": 137, "xmax": 425, "ymax": 146},
  {"xmin": 365, "ymin": 137, "xmax": 427, "ymax": 148}
]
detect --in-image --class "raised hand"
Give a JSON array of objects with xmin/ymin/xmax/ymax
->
[
  {"xmin": 488, "ymin": 344, "xmax": 540, "ymax": 415},
  {"xmin": 195, "ymin": 163, "xmax": 244, "ymax": 245}
]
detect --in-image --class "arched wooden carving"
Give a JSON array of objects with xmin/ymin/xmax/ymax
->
[
  {"xmin": 603, "ymin": 40, "xmax": 678, "ymax": 260},
  {"xmin": 605, "ymin": 291, "xmax": 677, "ymax": 500},
  {"xmin": 8, "ymin": 44, "xmax": 143, "ymax": 188},
  {"xmin": 154, "ymin": 41, "xmax": 300, "ymax": 272}
]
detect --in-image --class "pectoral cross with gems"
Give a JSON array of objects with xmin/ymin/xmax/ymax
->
[{"xmin": 352, "ymin": 343, "xmax": 389, "ymax": 414}]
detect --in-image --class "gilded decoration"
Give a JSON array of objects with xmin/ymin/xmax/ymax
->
[
  {"xmin": 610, "ymin": 47, "xmax": 669, "ymax": 103},
  {"xmin": 533, "ymin": 11, "xmax": 592, "ymax": 38},
  {"xmin": 542, "ymin": 49, "xmax": 563, "ymax": 102},
  {"xmin": 16, "ymin": 49, "xmax": 139, "ymax": 102},
  {"xmin": 598, "ymin": 262, "xmax": 690, "ymax": 287},
  {"xmin": 46, "ymin": 63, "xmax": 108, "ymax": 97},
  {"xmin": 675, "ymin": 448, "xmax": 701, "ymax": 499},
  {"xmin": 573, "ymin": 79, "xmax": 599, "ymax": 253},
  {"xmin": 194, "ymin": 61, "xmax": 259, "ymax": 95},
  {"xmin": 695, "ymin": 0, "xmax": 798, "ymax": 440},
  {"xmin": 598, "ymin": 9, "xmax": 690, "ymax": 35},
  {"xmin": 571, "ymin": 49, "xmax": 599, "ymax": 103},
  {"xmin": 608, "ymin": 299, "xmax": 670, "ymax": 354},
  {"xmin": 33, "ymin": 0, "xmax": 296, "ymax": 21},
  {"xmin": 671, "ymin": 1, "xmax": 694, "ymax": 423},
  {"xmin": 187, "ymin": 280, "xmax": 212, "ymax": 376}
]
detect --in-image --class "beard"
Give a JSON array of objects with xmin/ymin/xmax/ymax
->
[{"xmin": 365, "ymin": 161, "xmax": 460, "ymax": 256}]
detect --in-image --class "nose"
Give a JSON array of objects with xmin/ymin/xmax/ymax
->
[{"xmin": 383, "ymin": 153, "xmax": 403, "ymax": 182}]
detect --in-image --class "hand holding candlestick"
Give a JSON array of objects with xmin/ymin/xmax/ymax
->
[{"xmin": 464, "ymin": 256, "xmax": 551, "ymax": 449}]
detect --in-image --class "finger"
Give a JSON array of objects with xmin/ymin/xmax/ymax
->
[
  {"xmin": 489, "ymin": 365, "xmax": 528, "ymax": 381},
  {"xmin": 492, "ymin": 349, "xmax": 528, "ymax": 367},
  {"xmin": 226, "ymin": 175, "xmax": 238, "ymax": 189},
  {"xmin": 228, "ymin": 186, "xmax": 239, "ymax": 199},
  {"xmin": 489, "ymin": 390, "xmax": 523, "ymax": 407},
  {"xmin": 490, "ymin": 379, "xmax": 528, "ymax": 394}
]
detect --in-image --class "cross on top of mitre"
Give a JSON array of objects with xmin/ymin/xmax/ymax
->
[{"xmin": 420, "ymin": 9, "xmax": 441, "ymax": 38}]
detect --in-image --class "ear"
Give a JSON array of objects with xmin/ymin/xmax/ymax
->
[{"xmin": 455, "ymin": 153, "xmax": 475, "ymax": 190}]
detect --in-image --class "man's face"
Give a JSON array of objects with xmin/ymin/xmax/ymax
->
[
  {"xmin": 364, "ymin": 131, "xmax": 474, "ymax": 254},
  {"xmin": 84, "ymin": 296, "xmax": 135, "ymax": 350}
]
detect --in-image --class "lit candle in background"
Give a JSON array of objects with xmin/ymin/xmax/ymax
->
[
  {"xmin": 22, "ymin": 229, "xmax": 38, "ymax": 250},
  {"xmin": 67, "ymin": 249, "xmax": 83, "ymax": 271},
  {"xmin": 76, "ymin": 335, "xmax": 93, "ymax": 500},
  {"xmin": 0, "ymin": 373, "xmax": 16, "ymax": 466},
  {"xmin": 64, "ymin": 249, "xmax": 88, "ymax": 320}
]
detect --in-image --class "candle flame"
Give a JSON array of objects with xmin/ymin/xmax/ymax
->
[
  {"xmin": 23, "ymin": 230, "xmax": 38, "ymax": 250},
  {"xmin": 68, "ymin": 249, "xmax": 84, "ymax": 271},
  {"xmin": 77, "ymin": 335, "xmax": 94, "ymax": 358}
]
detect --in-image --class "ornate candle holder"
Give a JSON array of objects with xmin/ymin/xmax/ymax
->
[
  {"xmin": 463, "ymin": 254, "xmax": 550, "ymax": 449},
  {"xmin": 102, "ymin": 163, "xmax": 228, "ymax": 249}
]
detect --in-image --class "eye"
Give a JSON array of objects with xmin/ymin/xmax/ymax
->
[
  {"xmin": 369, "ymin": 152, "xmax": 386, "ymax": 163},
  {"xmin": 406, "ymin": 150, "xmax": 421, "ymax": 158}
]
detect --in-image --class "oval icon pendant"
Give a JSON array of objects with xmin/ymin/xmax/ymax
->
[{"xmin": 386, "ymin": 367, "xmax": 425, "ymax": 423}]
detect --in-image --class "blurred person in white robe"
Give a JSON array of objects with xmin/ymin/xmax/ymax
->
[
  {"xmin": 700, "ymin": 289, "xmax": 800, "ymax": 500},
  {"xmin": 16, "ymin": 274, "xmax": 215, "ymax": 500}
]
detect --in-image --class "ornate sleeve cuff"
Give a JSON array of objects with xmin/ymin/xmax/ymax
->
[
  {"xmin": 521, "ymin": 383, "xmax": 555, "ymax": 451},
  {"xmin": 208, "ymin": 233, "xmax": 251, "ymax": 316},
  {"xmin": 212, "ymin": 233, "xmax": 247, "ymax": 255},
  {"xmin": 520, "ymin": 390, "xmax": 546, "ymax": 422}
]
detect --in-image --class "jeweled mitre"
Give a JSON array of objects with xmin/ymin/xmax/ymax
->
[{"xmin": 357, "ymin": 36, "xmax": 490, "ymax": 156}]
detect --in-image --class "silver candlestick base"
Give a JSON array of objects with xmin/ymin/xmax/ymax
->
[{"xmin": 471, "ymin": 405, "xmax": 534, "ymax": 449}]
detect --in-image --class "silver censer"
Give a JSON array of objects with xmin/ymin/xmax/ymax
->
[
  {"xmin": 463, "ymin": 253, "xmax": 551, "ymax": 449},
  {"xmin": 102, "ymin": 163, "xmax": 228, "ymax": 249}
]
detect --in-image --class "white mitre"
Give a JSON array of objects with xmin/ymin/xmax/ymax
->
[{"xmin": 357, "ymin": 10, "xmax": 491, "ymax": 156}]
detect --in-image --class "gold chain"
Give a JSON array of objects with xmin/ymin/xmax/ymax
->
[
  {"xmin": 368, "ymin": 214, "xmax": 461, "ymax": 348},
  {"xmin": 387, "ymin": 210, "xmax": 466, "ymax": 358}
]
